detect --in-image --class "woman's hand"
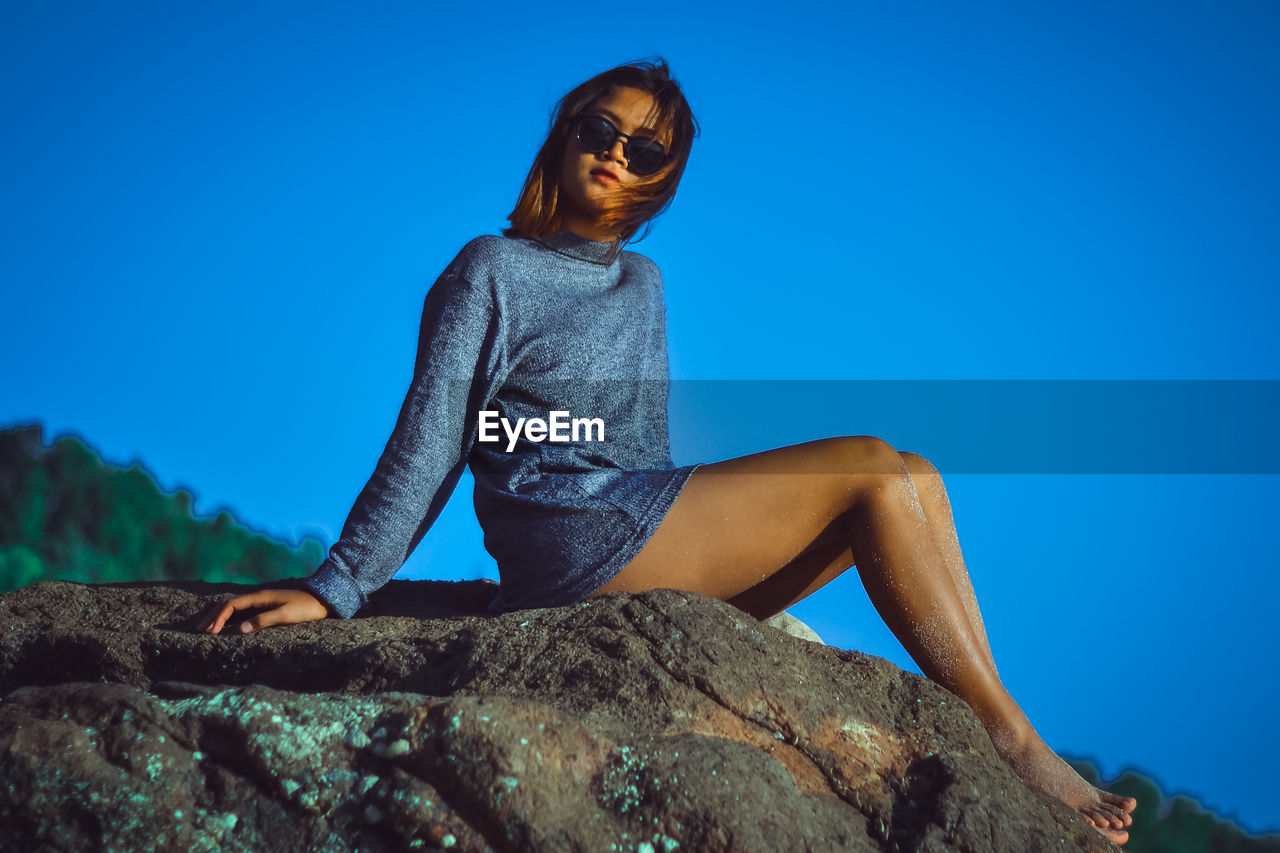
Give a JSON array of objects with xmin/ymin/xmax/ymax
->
[{"xmin": 195, "ymin": 588, "xmax": 332, "ymax": 635}]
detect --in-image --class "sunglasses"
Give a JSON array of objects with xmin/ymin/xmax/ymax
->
[{"xmin": 572, "ymin": 114, "xmax": 670, "ymax": 177}]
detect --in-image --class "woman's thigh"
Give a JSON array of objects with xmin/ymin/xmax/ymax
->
[{"xmin": 588, "ymin": 435, "xmax": 908, "ymax": 603}]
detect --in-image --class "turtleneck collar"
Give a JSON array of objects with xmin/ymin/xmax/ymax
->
[{"xmin": 532, "ymin": 228, "xmax": 623, "ymax": 266}]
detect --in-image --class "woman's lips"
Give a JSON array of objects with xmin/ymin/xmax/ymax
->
[{"xmin": 591, "ymin": 171, "xmax": 618, "ymax": 183}]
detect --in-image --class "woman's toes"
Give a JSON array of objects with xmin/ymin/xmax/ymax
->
[
  {"xmin": 1102, "ymin": 827, "xmax": 1130, "ymax": 846},
  {"xmin": 1097, "ymin": 802, "xmax": 1132, "ymax": 827},
  {"xmin": 1081, "ymin": 806, "xmax": 1112, "ymax": 828},
  {"xmin": 1086, "ymin": 803, "xmax": 1128, "ymax": 830},
  {"xmin": 1102, "ymin": 791, "xmax": 1138, "ymax": 814},
  {"xmin": 1084, "ymin": 813, "xmax": 1130, "ymax": 843}
]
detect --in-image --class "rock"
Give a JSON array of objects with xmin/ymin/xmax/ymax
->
[
  {"xmin": 760, "ymin": 611, "xmax": 824, "ymax": 645},
  {"xmin": 0, "ymin": 579, "xmax": 1117, "ymax": 851}
]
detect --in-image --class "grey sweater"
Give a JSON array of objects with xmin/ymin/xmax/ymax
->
[{"xmin": 301, "ymin": 228, "xmax": 701, "ymax": 617}]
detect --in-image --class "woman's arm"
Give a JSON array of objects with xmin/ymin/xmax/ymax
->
[{"xmin": 303, "ymin": 251, "xmax": 507, "ymax": 618}]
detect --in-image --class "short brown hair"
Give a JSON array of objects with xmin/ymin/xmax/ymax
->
[{"xmin": 503, "ymin": 57, "xmax": 700, "ymax": 257}]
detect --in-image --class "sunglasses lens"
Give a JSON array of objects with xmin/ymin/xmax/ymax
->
[
  {"xmin": 575, "ymin": 115, "xmax": 668, "ymax": 176},
  {"xmin": 576, "ymin": 116, "xmax": 614, "ymax": 152},
  {"xmin": 626, "ymin": 140, "xmax": 667, "ymax": 176}
]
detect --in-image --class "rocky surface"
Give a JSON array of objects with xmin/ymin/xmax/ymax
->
[{"xmin": 0, "ymin": 579, "xmax": 1119, "ymax": 851}]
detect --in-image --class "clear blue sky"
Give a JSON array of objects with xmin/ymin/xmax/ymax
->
[{"xmin": 3, "ymin": 0, "xmax": 1278, "ymax": 833}]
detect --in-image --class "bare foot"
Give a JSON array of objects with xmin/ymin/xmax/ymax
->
[{"xmin": 988, "ymin": 727, "xmax": 1138, "ymax": 846}]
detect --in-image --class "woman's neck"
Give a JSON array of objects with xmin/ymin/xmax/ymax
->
[{"xmin": 558, "ymin": 212, "xmax": 619, "ymax": 243}]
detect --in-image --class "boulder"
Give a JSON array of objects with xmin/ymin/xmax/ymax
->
[{"xmin": 0, "ymin": 579, "xmax": 1117, "ymax": 851}]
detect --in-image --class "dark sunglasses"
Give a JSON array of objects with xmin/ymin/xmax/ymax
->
[{"xmin": 572, "ymin": 114, "xmax": 670, "ymax": 177}]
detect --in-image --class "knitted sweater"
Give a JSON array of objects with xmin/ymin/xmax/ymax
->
[{"xmin": 301, "ymin": 228, "xmax": 701, "ymax": 617}]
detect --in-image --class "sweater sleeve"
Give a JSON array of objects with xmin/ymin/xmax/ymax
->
[{"xmin": 302, "ymin": 250, "xmax": 506, "ymax": 618}]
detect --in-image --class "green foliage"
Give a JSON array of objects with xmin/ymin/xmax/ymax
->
[
  {"xmin": 0, "ymin": 423, "xmax": 328, "ymax": 592},
  {"xmin": 1067, "ymin": 757, "xmax": 1280, "ymax": 852}
]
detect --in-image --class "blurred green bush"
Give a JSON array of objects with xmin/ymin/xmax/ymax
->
[{"xmin": 0, "ymin": 423, "xmax": 326, "ymax": 592}]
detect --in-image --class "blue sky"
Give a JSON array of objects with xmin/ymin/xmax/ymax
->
[{"xmin": 3, "ymin": 0, "xmax": 1278, "ymax": 833}]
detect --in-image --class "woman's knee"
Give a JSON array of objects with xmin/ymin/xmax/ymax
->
[
  {"xmin": 827, "ymin": 435, "xmax": 912, "ymax": 478},
  {"xmin": 812, "ymin": 436, "xmax": 917, "ymax": 516},
  {"xmin": 898, "ymin": 450, "xmax": 951, "ymax": 507},
  {"xmin": 899, "ymin": 450, "xmax": 940, "ymax": 477}
]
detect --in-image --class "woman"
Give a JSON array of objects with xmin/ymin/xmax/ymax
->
[{"xmin": 197, "ymin": 58, "xmax": 1137, "ymax": 844}]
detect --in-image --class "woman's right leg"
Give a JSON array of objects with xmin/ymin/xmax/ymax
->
[
  {"xmin": 589, "ymin": 435, "xmax": 1135, "ymax": 844},
  {"xmin": 594, "ymin": 435, "xmax": 1008, "ymax": 716},
  {"xmin": 714, "ymin": 450, "xmax": 1003, "ymax": 678}
]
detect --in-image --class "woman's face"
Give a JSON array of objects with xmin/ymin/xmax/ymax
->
[{"xmin": 557, "ymin": 85, "xmax": 670, "ymax": 240}]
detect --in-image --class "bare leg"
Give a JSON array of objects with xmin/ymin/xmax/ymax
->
[
  {"xmin": 728, "ymin": 450, "xmax": 1000, "ymax": 675},
  {"xmin": 898, "ymin": 452, "xmax": 999, "ymax": 675},
  {"xmin": 590, "ymin": 436, "xmax": 1137, "ymax": 843}
]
